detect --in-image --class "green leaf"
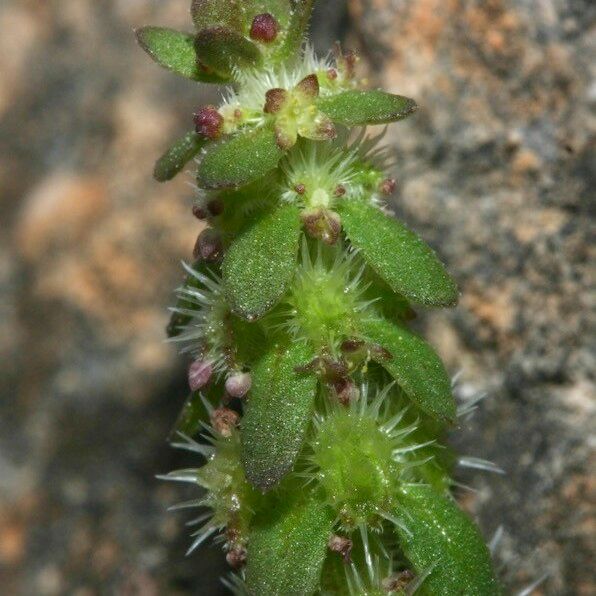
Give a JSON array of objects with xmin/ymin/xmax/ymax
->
[
  {"xmin": 317, "ymin": 90, "xmax": 417, "ymax": 126},
  {"xmin": 246, "ymin": 491, "xmax": 334, "ymax": 595},
  {"xmin": 359, "ymin": 317, "xmax": 456, "ymax": 422},
  {"xmin": 338, "ymin": 200, "xmax": 458, "ymax": 307},
  {"xmin": 392, "ymin": 485, "xmax": 502, "ymax": 595},
  {"xmin": 191, "ymin": 0, "xmax": 245, "ymax": 32},
  {"xmin": 135, "ymin": 26, "xmax": 228, "ymax": 83},
  {"xmin": 153, "ymin": 131, "xmax": 206, "ymax": 182},
  {"xmin": 241, "ymin": 342, "xmax": 318, "ymax": 490},
  {"xmin": 223, "ymin": 204, "xmax": 300, "ymax": 320},
  {"xmin": 197, "ymin": 126, "xmax": 284, "ymax": 190},
  {"xmin": 273, "ymin": 0, "xmax": 315, "ymax": 61},
  {"xmin": 194, "ymin": 26, "xmax": 262, "ymax": 77}
]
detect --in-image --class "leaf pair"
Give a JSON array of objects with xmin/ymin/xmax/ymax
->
[{"xmin": 196, "ymin": 92, "xmax": 417, "ymax": 189}]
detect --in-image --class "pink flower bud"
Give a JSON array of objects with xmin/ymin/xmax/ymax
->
[
  {"xmin": 264, "ymin": 88, "xmax": 288, "ymax": 114},
  {"xmin": 193, "ymin": 105, "xmax": 224, "ymax": 140},
  {"xmin": 210, "ymin": 407, "xmax": 239, "ymax": 438},
  {"xmin": 225, "ymin": 372, "xmax": 252, "ymax": 398},
  {"xmin": 226, "ymin": 546, "xmax": 247, "ymax": 569},
  {"xmin": 193, "ymin": 228, "xmax": 223, "ymax": 262},
  {"xmin": 328, "ymin": 534, "xmax": 353, "ymax": 562},
  {"xmin": 188, "ymin": 359, "xmax": 213, "ymax": 391},
  {"xmin": 380, "ymin": 177, "xmax": 397, "ymax": 195},
  {"xmin": 250, "ymin": 13, "xmax": 279, "ymax": 43},
  {"xmin": 192, "ymin": 203, "xmax": 209, "ymax": 220}
]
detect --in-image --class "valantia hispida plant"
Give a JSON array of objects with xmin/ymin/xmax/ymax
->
[{"xmin": 137, "ymin": 1, "xmax": 503, "ymax": 593}]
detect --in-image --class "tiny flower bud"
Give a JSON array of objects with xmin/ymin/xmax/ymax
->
[
  {"xmin": 207, "ymin": 197, "xmax": 224, "ymax": 217},
  {"xmin": 370, "ymin": 344, "xmax": 393, "ymax": 362},
  {"xmin": 193, "ymin": 105, "xmax": 224, "ymax": 140},
  {"xmin": 301, "ymin": 209, "xmax": 342, "ymax": 245},
  {"xmin": 226, "ymin": 546, "xmax": 247, "ymax": 569},
  {"xmin": 188, "ymin": 359, "xmax": 213, "ymax": 391},
  {"xmin": 381, "ymin": 570, "xmax": 415, "ymax": 593},
  {"xmin": 340, "ymin": 339, "xmax": 365, "ymax": 353},
  {"xmin": 295, "ymin": 74, "xmax": 320, "ymax": 100},
  {"xmin": 211, "ymin": 407, "xmax": 239, "ymax": 438},
  {"xmin": 225, "ymin": 372, "xmax": 252, "ymax": 398},
  {"xmin": 250, "ymin": 13, "xmax": 279, "ymax": 43},
  {"xmin": 326, "ymin": 68, "xmax": 338, "ymax": 81},
  {"xmin": 334, "ymin": 184, "xmax": 346, "ymax": 197},
  {"xmin": 192, "ymin": 202, "xmax": 209, "ymax": 220},
  {"xmin": 332, "ymin": 377, "xmax": 360, "ymax": 406},
  {"xmin": 295, "ymin": 183, "xmax": 306, "ymax": 195},
  {"xmin": 264, "ymin": 88, "xmax": 289, "ymax": 114},
  {"xmin": 328, "ymin": 534, "xmax": 353, "ymax": 563},
  {"xmin": 380, "ymin": 177, "xmax": 397, "ymax": 195},
  {"xmin": 193, "ymin": 228, "xmax": 223, "ymax": 262}
]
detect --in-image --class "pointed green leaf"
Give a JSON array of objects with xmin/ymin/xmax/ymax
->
[
  {"xmin": 338, "ymin": 200, "xmax": 458, "ymax": 307},
  {"xmin": 392, "ymin": 485, "xmax": 502, "ymax": 595},
  {"xmin": 191, "ymin": 0, "xmax": 245, "ymax": 31},
  {"xmin": 246, "ymin": 491, "xmax": 334, "ymax": 595},
  {"xmin": 198, "ymin": 126, "xmax": 284, "ymax": 190},
  {"xmin": 359, "ymin": 317, "xmax": 456, "ymax": 422},
  {"xmin": 223, "ymin": 204, "xmax": 300, "ymax": 320},
  {"xmin": 153, "ymin": 131, "xmax": 206, "ymax": 182},
  {"xmin": 317, "ymin": 90, "xmax": 417, "ymax": 126},
  {"xmin": 194, "ymin": 27, "xmax": 262, "ymax": 77},
  {"xmin": 273, "ymin": 0, "xmax": 315, "ymax": 61},
  {"xmin": 241, "ymin": 341, "xmax": 318, "ymax": 490},
  {"xmin": 135, "ymin": 27, "xmax": 228, "ymax": 83}
]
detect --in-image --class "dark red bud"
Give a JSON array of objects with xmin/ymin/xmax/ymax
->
[
  {"xmin": 226, "ymin": 546, "xmax": 247, "ymax": 569},
  {"xmin": 188, "ymin": 359, "xmax": 213, "ymax": 391},
  {"xmin": 334, "ymin": 184, "xmax": 346, "ymax": 197},
  {"xmin": 380, "ymin": 178, "xmax": 397, "ymax": 195},
  {"xmin": 210, "ymin": 407, "xmax": 239, "ymax": 438},
  {"xmin": 193, "ymin": 228, "xmax": 223, "ymax": 262},
  {"xmin": 381, "ymin": 570, "xmax": 415, "ymax": 593},
  {"xmin": 192, "ymin": 203, "xmax": 209, "ymax": 220},
  {"xmin": 225, "ymin": 372, "xmax": 252, "ymax": 398},
  {"xmin": 193, "ymin": 105, "xmax": 224, "ymax": 140},
  {"xmin": 328, "ymin": 535, "xmax": 353, "ymax": 563},
  {"xmin": 301, "ymin": 209, "xmax": 342, "ymax": 245},
  {"xmin": 295, "ymin": 74, "xmax": 320, "ymax": 99},
  {"xmin": 250, "ymin": 13, "xmax": 279, "ymax": 43},
  {"xmin": 264, "ymin": 88, "xmax": 289, "ymax": 114},
  {"xmin": 295, "ymin": 183, "xmax": 306, "ymax": 195},
  {"xmin": 340, "ymin": 339, "xmax": 365, "ymax": 353},
  {"xmin": 332, "ymin": 377, "xmax": 360, "ymax": 406},
  {"xmin": 207, "ymin": 197, "xmax": 224, "ymax": 216}
]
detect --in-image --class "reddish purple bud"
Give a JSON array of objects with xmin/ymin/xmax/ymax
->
[
  {"xmin": 334, "ymin": 184, "xmax": 346, "ymax": 197},
  {"xmin": 295, "ymin": 74, "xmax": 320, "ymax": 100},
  {"xmin": 332, "ymin": 377, "xmax": 360, "ymax": 406},
  {"xmin": 192, "ymin": 203, "xmax": 209, "ymax": 220},
  {"xmin": 193, "ymin": 105, "xmax": 224, "ymax": 140},
  {"xmin": 250, "ymin": 13, "xmax": 279, "ymax": 43},
  {"xmin": 211, "ymin": 407, "xmax": 240, "ymax": 438},
  {"xmin": 295, "ymin": 183, "xmax": 306, "ymax": 195},
  {"xmin": 328, "ymin": 534, "xmax": 353, "ymax": 563},
  {"xmin": 326, "ymin": 68, "xmax": 338, "ymax": 81},
  {"xmin": 226, "ymin": 546, "xmax": 247, "ymax": 569},
  {"xmin": 207, "ymin": 197, "xmax": 224, "ymax": 216},
  {"xmin": 264, "ymin": 88, "xmax": 288, "ymax": 114},
  {"xmin": 301, "ymin": 209, "xmax": 342, "ymax": 245},
  {"xmin": 380, "ymin": 177, "xmax": 397, "ymax": 195},
  {"xmin": 193, "ymin": 228, "xmax": 223, "ymax": 262},
  {"xmin": 188, "ymin": 359, "xmax": 213, "ymax": 391},
  {"xmin": 381, "ymin": 570, "xmax": 415, "ymax": 593},
  {"xmin": 340, "ymin": 339, "xmax": 365, "ymax": 353},
  {"xmin": 225, "ymin": 372, "xmax": 252, "ymax": 398}
]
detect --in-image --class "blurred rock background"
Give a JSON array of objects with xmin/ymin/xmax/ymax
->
[{"xmin": 0, "ymin": 0, "xmax": 593, "ymax": 594}]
